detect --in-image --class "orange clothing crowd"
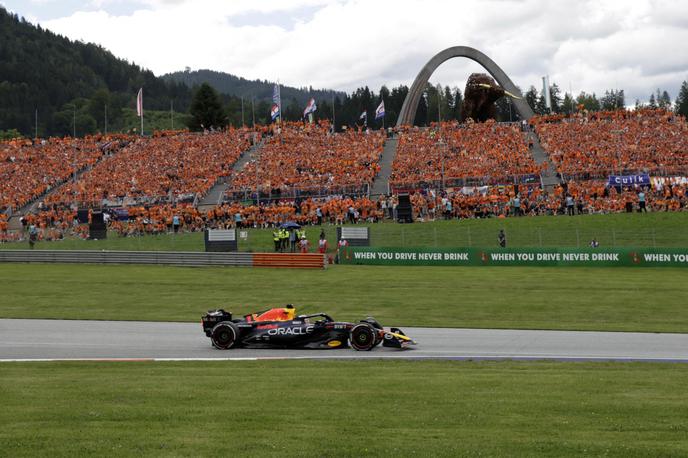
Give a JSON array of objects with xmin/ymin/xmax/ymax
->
[
  {"xmin": 534, "ymin": 109, "xmax": 688, "ymax": 178},
  {"xmin": 229, "ymin": 121, "xmax": 385, "ymax": 195},
  {"xmin": 391, "ymin": 121, "xmax": 541, "ymax": 187},
  {"xmin": 43, "ymin": 130, "xmax": 251, "ymax": 207},
  {"xmin": 0, "ymin": 135, "xmax": 116, "ymax": 212}
]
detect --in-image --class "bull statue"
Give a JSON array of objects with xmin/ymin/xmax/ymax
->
[{"xmin": 461, "ymin": 73, "xmax": 520, "ymax": 122}]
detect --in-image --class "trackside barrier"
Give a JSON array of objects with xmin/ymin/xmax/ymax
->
[
  {"xmin": 0, "ymin": 250, "xmax": 325, "ymax": 269},
  {"xmin": 337, "ymin": 247, "xmax": 688, "ymax": 267},
  {"xmin": 252, "ymin": 253, "xmax": 326, "ymax": 269}
]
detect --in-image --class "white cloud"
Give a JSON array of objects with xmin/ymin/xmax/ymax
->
[{"xmin": 34, "ymin": 0, "xmax": 688, "ymax": 103}]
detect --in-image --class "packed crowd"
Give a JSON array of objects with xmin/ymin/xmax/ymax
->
[
  {"xmin": 229, "ymin": 121, "xmax": 385, "ymax": 196},
  {"xmin": 44, "ymin": 130, "xmax": 251, "ymax": 207},
  {"xmin": 534, "ymin": 108, "xmax": 688, "ymax": 179},
  {"xmin": 5, "ymin": 178, "xmax": 686, "ymax": 244},
  {"xmin": 401, "ymin": 178, "xmax": 687, "ymax": 220},
  {"xmin": 391, "ymin": 120, "xmax": 542, "ymax": 188},
  {"xmin": 0, "ymin": 135, "xmax": 118, "ymax": 212},
  {"xmin": 4, "ymin": 110, "xmax": 688, "ymax": 246}
]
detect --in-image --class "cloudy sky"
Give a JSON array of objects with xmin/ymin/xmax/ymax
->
[{"xmin": 3, "ymin": 0, "xmax": 688, "ymax": 103}]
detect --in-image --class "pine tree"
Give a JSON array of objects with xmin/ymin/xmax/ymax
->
[
  {"xmin": 549, "ymin": 83, "xmax": 562, "ymax": 113},
  {"xmin": 562, "ymin": 93, "xmax": 574, "ymax": 114},
  {"xmin": 525, "ymin": 86, "xmax": 538, "ymax": 113},
  {"xmin": 535, "ymin": 94, "xmax": 548, "ymax": 115},
  {"xmin": 452, "ymin": 87, "xmax": 463, "ymax": 120},
  {"xmin": 189, "ymin": 83, "xmax": 226, "ymax": 131},
  {"xmin": 676, "ymin": 80, "xmax": 688, "ymax": 117},
  {"xmin": 648, "ymin": 93, "xmax": 657, "ymax": 108}
]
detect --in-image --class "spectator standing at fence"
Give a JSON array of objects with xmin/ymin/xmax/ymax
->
[
  {"xmin": 638, "ymin": 190, "xmax": 647, "ymax": 212},
  {"xmin": 498, "ymin": 229, "xmax": 506, "ymax": 248},
  {"xmin": 513, "ymin": 194, "xmax": 521, "ymax": 216},
  {"xmin": 289, "ymin": 228, "xmax": 297, "ymax": 253},
  {"xmin": 318, "ymin": 233, "xmax": 328, "ymax": 254},
  {"xmin": 172, "ymin": 214, "xmax": 181, "ymax": 233},
  {"xmin": 565, "ymin": 194, "xmax": 575, "ymax": 215},
  {"xmin": 316, "ymin": 207, "xmax": 323, "ymax": 225},
  {"xmin": 299, "ymin": 236, "xmax": 310, "ymax": 253}
]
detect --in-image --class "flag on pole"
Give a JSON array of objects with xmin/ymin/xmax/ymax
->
[
  {"xmin": 271, "ymin": 83, "xmax": 281, "ymax": 121},
  {"xmin": 303, "ymin": 98, "xmax": 317, "ymax": 117},
  {"xmin": 375, "ymin": 100, "xmax": 385, "ymax": 120},
  {"xmin": 136, "ymin": 88, "xmax": 143, "ymax": 117},
  {"xmin": 359, "ymin": 110, "xmax": 367, "ymax": 120},
  {"xmin": 271, "ymin": 104, "xmax": 280, "ymax": 121}
]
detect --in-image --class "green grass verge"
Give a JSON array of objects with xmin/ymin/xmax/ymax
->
[
  {"xmin": 1, "ymin": 360, "xmax": 687, "ymax": 457},
  {"xmin": 4, "ymin": 212, "xmax": 687, "ymax": 252},
  {"xmin": 2, "ymin": 263, "xmax": 687, "ymax": 332}
]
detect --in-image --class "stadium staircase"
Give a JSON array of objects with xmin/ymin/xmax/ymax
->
[
  {"xmin": 528, "ymin": 131, "xmax": 561, "ymax": 190},
  {"xmin": 197, "ymin": 137, "xmax": 264, "ymax": 211},
  {"xmin": 370, "ymin": 135, "xmax": 398, "ymax": 196},
  {"xmin": 6, "ymin": 140, "xmax": 129, "ymax": 230}
]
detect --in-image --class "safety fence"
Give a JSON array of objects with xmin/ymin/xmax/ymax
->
[
  {"xmin": 338, "ymin": 247, "xmax": 688, "ymax": 267},
  {"xmin": 0, "ymin": 250, "xmax": 326, "ymax": 269}
]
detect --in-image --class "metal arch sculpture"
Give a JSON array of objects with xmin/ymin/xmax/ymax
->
[{"xmin": 396, "ymin": 46, "xmax": 534, "ymax": 126}]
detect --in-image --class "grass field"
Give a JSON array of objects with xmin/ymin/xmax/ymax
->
[
  {"xmin": 3, "ymin": 212, "xmax": 687, "ymax": 252},
  {"xmin": 1, "ymin": 360, "xmax": 687, "ymax": 457},
  {"xmin": 2, "ymin": 263, "xmax": 687, "ymax": 332}
]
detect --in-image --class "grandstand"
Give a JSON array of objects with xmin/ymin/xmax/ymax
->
[
  {"xmin": 533, "ymin": 108, "xmax": 688, "ymax": 180},
  {"xmin": 44, "ymin": 130, "xmax": 251, "ymax": 208},
  {"xmin": 0, "ymin": 135, "xmax": 123, "ymax": 215},
  {"xmin": 390, "ymin": 121, "xmax": 541, "ymax": 191},
  {"xmin": 1, "ymin": 108, "xmax": 687, "ymax": 244},
  {"xmin": 226, "ymin": 122, "xmax": 385, "ymax": 201}
]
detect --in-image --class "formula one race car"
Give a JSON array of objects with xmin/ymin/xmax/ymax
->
[{"xmin": 202, "ymin": 305, "xmax": 415, "ymax": 351}]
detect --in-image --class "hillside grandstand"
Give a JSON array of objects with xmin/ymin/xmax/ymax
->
[{"xmin": 1, "ymin": 109, "xmax": 687, "ymax": 245}]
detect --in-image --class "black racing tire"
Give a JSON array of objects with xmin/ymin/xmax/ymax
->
[
  {"xmin": 211, "ymin": 322, "xmax": 239, "ymax": 350},
  {"xmin": 361, "ymin": 318, "xmax": 384, "ymax": 347},
  {"xmin": 349, "ymin": 323, "xmax": 376, "ymax": 351}
]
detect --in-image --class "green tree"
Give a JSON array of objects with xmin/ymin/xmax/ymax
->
[
  {"xmin": 600, "ymin": 89, "xmax": 624, "ymax": 110},
  {"xmin": 535, "ymin": 94, "xmax": 548, "ymax": 115},
  {"xmin": 189, "ymin": 83, "xmax": 226, "ymax": 131},
  {"xmin": 648, "ymin": 93, "xmax": 657, "ymax": 108},
  {"xmin": 549, "ymin": 83, "xmax": 562, "ymax": 113},
  {"xmin": 576, "ymin": 92, "xmax": 600, "ymax": 111},
  {"xmin": 675, "ymin": 80, "xmax": 688, "ymax": 117},
  {"xmin": 452, "ymin": 87, "xmax": 463, "ymax": 120},
  {"xmin": 562, "ymin": 93, "xmax": 574, "ymax": 114},
  {"xmin": 525, "ymin": 86, "xmax": 538, "ymax": 113}
]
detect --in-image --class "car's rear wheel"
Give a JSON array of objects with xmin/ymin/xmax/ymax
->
[
  {"xmin": 211, "ymin": 322, "xmax": 239, "ymax": 349},
  {"xmin": 350, "ymin": 323, "xmax": 376, "ymax": 351}
]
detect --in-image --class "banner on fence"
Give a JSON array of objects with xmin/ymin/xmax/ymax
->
[
  {"xmin": 608, "ymin": 174, "xmax": 650, "ymax": 187},
  {"xmin": 338, "ymin": 247, "xmax": 688, "ymax": 267}
]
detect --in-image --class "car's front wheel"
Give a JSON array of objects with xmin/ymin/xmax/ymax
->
[
  {"xmin": 211, "ymin": 322, "xmax": 239, "ymax": 349},
  {"xmin": 349, "ymin": 323, "xmax": 376, "ymax": 351}
]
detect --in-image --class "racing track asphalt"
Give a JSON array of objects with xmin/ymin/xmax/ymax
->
[{"xmin": 2, "ymin": 319, "xmax": 688, "ymax": 362}]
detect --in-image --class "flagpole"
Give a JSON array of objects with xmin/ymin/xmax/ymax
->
[
  {"xmin": 252, "ymin": 97, "xmax": 255, "ymax": 128},
  {"xmin": 35, "ymin": 108, "xmax": 38, "ymax": 140},
  {"xmin": 140, "ymin": 89, "xmax": 144, "ymax": 136},
  {"xmin": 382, "ymin": 98, "xmax": 385, "ymax": 130},
  {"xmin": 278, "ymin": 81, "xmax": 282, "ymax": 124},
  {"xmin": 171, "ymin": 100, "xmax": 174, "ymax": 130},
  {"xmin": 241, "ymin": 97, "xmax": 245, "ymax": 127},
  {"xmin": 104, "ymin": 104, "xmax": 108, "ymax": 135},
  {"xmin": 332, "ymin": 95, "xmax": 335, "ymax": 133}
]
